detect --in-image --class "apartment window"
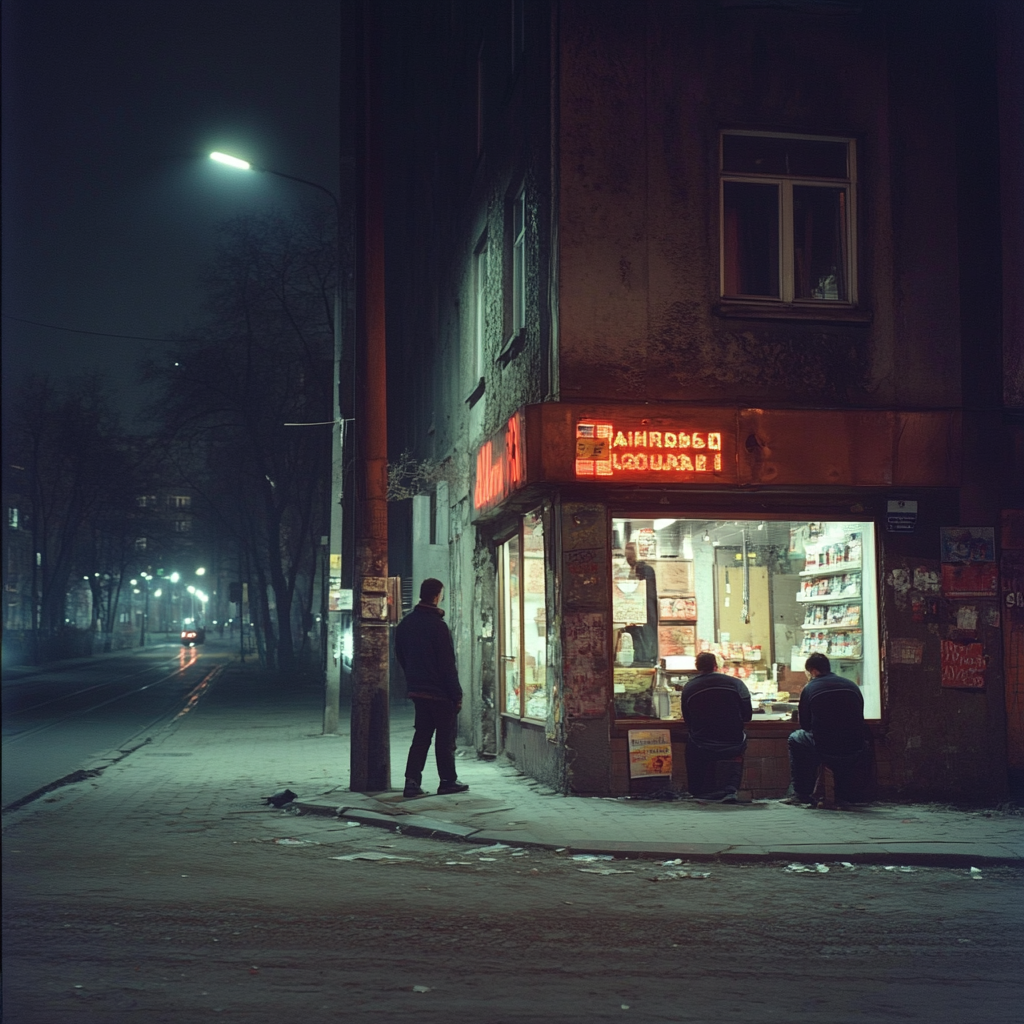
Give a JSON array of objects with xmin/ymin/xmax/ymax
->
[
  {"xmin": 511, "ymin": 188, "xmax": 526, "ymax": 334},
  {"xmin": 134, "ymin": 537, "xmax": 148, "ymax": 552},
  {"xmin": 173, "ymin": 519, "xmax": 192, "ymax": 533},
  {"xmin": 136, "ymin": 495, "xmax": 156, "ymax": 508},
  {"xmin": 169, "ymin": 495, "xmax": 192, "ymax": 509},
  {"xmin": 474, "ymin": 237, "xmax": 488, "ymax": 381},
  {"xmin": 721, "ymin": 132, "xmax": 856, "ymax": 304},
  {"xmin": 7, "ymin": 507, "xmax": 19, "ymax": 530}
]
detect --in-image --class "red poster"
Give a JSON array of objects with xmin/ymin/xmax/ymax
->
[
  {"xmin": 940, "ymin": 640, "xmax": 986, "ymax": 689},
  {"xmin": 941, "ymin": 562, "xmax": 998, "ymax": 598}
]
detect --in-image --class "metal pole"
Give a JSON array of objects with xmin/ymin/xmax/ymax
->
[{"xmin": 350, "ymin": 0, "xmax": 390, "ymax": 792}]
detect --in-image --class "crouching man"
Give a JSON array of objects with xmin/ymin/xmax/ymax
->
[
  {"xmin": 681, "ymin": 652, "xmax": 753, "ymax": 802},
  {"xmin": 785, "ymin": 652, "xmax": 867, "ymax": 806}
]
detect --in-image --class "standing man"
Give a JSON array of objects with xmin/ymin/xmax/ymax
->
[
  {"xmin": 681, "ymin": 652, "xmax": 753, "ymax": 802},
  {"xmin": 624, "ymin": 541, "xmax": 659, "ymax": 666},
  {"xmin": 394, "ymin": 578, "xmax": 469, "ymax": 797},
  {"xmin": 785, "ymin": 652, "xmax": 866, "ymax": 805}
]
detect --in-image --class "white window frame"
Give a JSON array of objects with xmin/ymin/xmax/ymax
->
[
  {"xmin": 511, "ymin": 188, "xmax": 526, "ymax": 335},
  {"xmin": 474, "ymin": 237, "xmax": 488, "ymax": 381},
  {"xmin": 719, "ymin": 130, "xmax": 858, "ymax": 305}
]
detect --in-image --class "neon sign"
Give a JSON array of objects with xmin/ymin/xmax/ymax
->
[
  {"xmin": 575, "ymin": 422, "xmax": 724, "ymax": 478},
  {"xmin": 474, "ymin": 412, "xmax": 525, "ymax": 512}
]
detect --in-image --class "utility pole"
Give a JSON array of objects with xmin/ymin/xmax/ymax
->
[{"xmin": 350, "ymin": 0, "xmax": 390, "ymax": 792}]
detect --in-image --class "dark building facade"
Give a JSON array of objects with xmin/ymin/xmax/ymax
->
[{"xmin": 383, "ymin": 0, "xmax": 1024, "ymax": 801}]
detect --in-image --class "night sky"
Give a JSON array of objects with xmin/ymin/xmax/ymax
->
[{"xmin": 2, "ymin": 0, "xmax": 350, "ymax": 428}]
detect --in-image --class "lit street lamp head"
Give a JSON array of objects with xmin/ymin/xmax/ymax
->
[{"xmin": 210, "ymin": 151, "xmax": 251, "ymax": 171}]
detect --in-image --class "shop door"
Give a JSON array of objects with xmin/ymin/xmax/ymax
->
[{"xmin": 716, "ymin": 564, "xmax": 772, "ymax": 655}]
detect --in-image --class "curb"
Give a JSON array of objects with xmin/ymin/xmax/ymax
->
[{"xmin": 291, "ymin": 800, "xmax": 1023, "ymax": 868}]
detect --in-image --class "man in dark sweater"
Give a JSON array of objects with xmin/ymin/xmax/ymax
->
[
  {"xmin": 681, "ymin": 652, "xmax": 753, "ymax": 801},
  {"xmin": 394, "ymin": 578, "xmax": 469, "ymax": 797},
  {"xmin": 785, "ymin": 652, "xmax": 866, "ymax": 805}
]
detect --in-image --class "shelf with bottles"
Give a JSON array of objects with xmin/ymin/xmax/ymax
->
[
  {"xmin": 796, "ymin": 572, "xmax": 860, "ymax": 602},
  {"xmin": 801, "ymin": 602, "xmax": 861, "ymax": 630},
  {"xmin": 800, "ymin": 534, "xmax": 863, "ymax": 576}
]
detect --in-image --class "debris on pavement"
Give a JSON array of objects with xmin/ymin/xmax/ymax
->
[
  {"xmin": 648, "ymin": 870, "xmax": 711, "ymax": 882},
  {"xmin": 784, "ymin": 862, "xmax": 830, "ymax": 873},
  {"xmin": 572, "ymin": 854, "xmax": 614, "ymax": 862},
  {"xmin": 412, "ymin": 985, "xmax": 431, "ymax": 993},
  {"xmin": 970, "ymin": 866, "xmax": 983, "ymax": 879},
  {"xmin": 578, "ymin": 867, "xmax": 635, "ymax": 875},
  {"xmin": 331, "ymin": 852, "xmax": 415, "ymax": 862},
  {"xmin": 262, "ymin": 789, "xmax": 298, "ymax": 808},
  {"xmin": 274, "ymin": 838, "xmax": 315, "ymax": 845}
]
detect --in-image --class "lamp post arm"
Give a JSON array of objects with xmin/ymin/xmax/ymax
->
[{"xmin": 254, "ymin": 166, "xmax": 340, "ymax": 220}]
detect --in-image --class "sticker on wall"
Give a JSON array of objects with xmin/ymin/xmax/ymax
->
[
  {"xmin": 628, "ymin": 729, "xmax": 673, "ymax": 778},
  {"xmin": 888, "ymin": 638, "xmax": 925, "ymax": 665}
]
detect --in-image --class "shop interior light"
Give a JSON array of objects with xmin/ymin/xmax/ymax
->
[{"xmin": 703, "ymin": 530, "xmax": 711, "ymax": 542}]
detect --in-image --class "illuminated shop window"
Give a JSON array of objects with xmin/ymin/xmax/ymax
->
[
  {"xmin": 721, "ymin": 132, "xmax": 857, "ymax": 304},
  {"xmin": 611, "ymin": 517, "xmax": 879, "ymax": 722},
  {"xmin": 499, "ymin": 509, "xmax": 548, "ymax": 721}
]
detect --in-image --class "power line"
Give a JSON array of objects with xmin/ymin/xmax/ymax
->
[{"xmin": 2, "ymin": 313, "xmax": 185, "ymax": 344}]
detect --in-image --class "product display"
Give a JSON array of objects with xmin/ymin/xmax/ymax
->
[{"xmin": 611, "ymin": 518, "xmax": 879, "ymax": 721}]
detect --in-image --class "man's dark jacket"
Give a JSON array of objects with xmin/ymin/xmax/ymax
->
[
  {"xmin": 394, "ymin": 602, "xmax": 463, "ymax": 703},
  {"xmin": 797, "ymin": 672, "xmax": 864, "ymax": 756},
  {"xmin": 681, "ymin": 671, "xmax": 753, "ymax": 751}
]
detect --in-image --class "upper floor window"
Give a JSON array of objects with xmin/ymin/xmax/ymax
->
[
  {"xmin": 720, "ymin": 132, "xmax": 857, "ymax": 304},
  {"xmin": 169, "ymin": 495, "xmax": 192, "ymax": 509},
  {"xmin": 511, "ymin": 188, "xmax": 526, "ymax": 335},
  {"xmin": 7, "ymin": 507, "xmax": 19, "ymax": 530},
  {"xmin": 136, "ymin": 495, "xmax": 156, "ymax": 508},
  {"xmin": 474, "ymin": 236, "xmax": 488, "ymax": 381}
]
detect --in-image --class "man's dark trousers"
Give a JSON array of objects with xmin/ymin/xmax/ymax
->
[
  {"xmin": 404, "ymin": 697, "xmax": 459, "ymax": 786},
  {"xmin": 788, "ymin": 729, "xmax": 865, "ymax": 802}
]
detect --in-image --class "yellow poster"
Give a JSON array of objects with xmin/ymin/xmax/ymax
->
[{"xmin": 628, "ymin": 728, "xmax": 673, "ymax": 778}]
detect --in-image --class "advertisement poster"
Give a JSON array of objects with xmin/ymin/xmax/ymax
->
[
  {"xmin": 940, "ymin": 640, "xmax": 986, "ymax": 689},
  {"xmin": 613, "ymin": 579, "xmax": 648, "ymax": 623},
  {"xmin": 628, "ymin": 729, "xmax": 673, "ymax": 778},
  {"xmin": 563, "ymin": 611, "xmax": 609, "ymax": 718},
  {"xmin": 940, "ymin": 527, "xmax": 995, "ymax": 564},
  {"xmin": 941, "ymin": 562, "xmax": 999, "ymax": 599}
]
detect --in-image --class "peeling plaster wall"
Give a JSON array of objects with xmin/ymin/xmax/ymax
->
[{"xmin": 557, "ymin": 0, "xmax": 965, "ymax": 409}]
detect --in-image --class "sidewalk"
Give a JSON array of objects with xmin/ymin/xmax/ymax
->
[{"xmin": 59, "ymin": 658, "xmax": 1024, "ymax": 868}]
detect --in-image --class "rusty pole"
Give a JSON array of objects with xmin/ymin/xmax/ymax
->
[{"xmin": 350, "ymin": 0, "xmax": 390, "ymax": 792}]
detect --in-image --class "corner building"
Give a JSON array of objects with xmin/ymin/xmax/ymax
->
[{"xmin": 383, "ymin": 0, "xmax": 1024, "ymax": 802}]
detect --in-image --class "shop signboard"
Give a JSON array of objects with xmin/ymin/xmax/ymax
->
[
  {"xmin": 628, "ymin": 729, "xmax": 673, "ymax": 778},
  {"xmin": 473, "ymin": 411, "xmax": 526, "ymax": 515}
]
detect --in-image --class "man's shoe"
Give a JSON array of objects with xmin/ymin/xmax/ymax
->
[
  {"xmin": 403, "ymin": 783, "xmax": 425, "ymax": 798},
  {"xmin": 437, "ymin": 781, "xmax": 469, "ymax": 795}
]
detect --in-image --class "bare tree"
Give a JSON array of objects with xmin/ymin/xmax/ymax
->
[{"xmin": 147, "ymin": 208, "xmax": 338, "ymax": 670}]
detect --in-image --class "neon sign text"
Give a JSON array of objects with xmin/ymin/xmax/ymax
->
[
  {"xmin": 575, "ymin": 422, "xmax": 724, "ymax": 478},
  {"xmin": 474, "ymin": 413, "xmax": 525, "ymax": 511}
]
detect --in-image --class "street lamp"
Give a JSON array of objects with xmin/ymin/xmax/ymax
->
[{"xmin": 209, "ymin": 150, "xmax": 348, "ymax": 734}]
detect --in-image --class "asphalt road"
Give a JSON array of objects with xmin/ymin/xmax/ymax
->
[
  {"xmin": 4, "ymin": 821, "xmax": 1023, "ymax": 1023},
  {"xmin": 1, "ymin": 640, "xmax": 231, "ymax": 809}
]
